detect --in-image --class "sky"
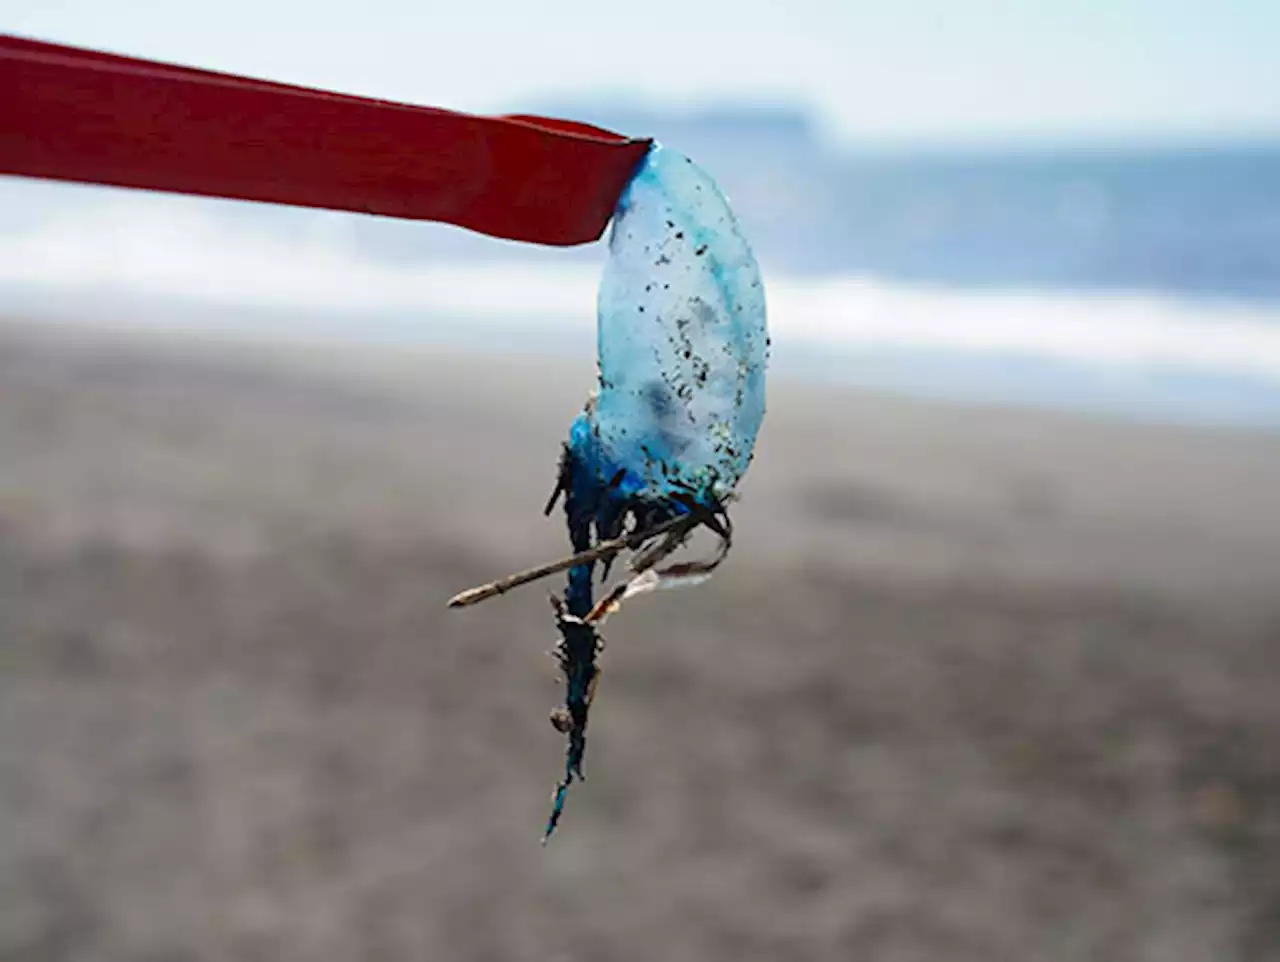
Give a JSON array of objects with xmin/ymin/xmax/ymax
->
[{"xmin": 4, "ymin": 0, "xmax": 1279, "ymax": 146}]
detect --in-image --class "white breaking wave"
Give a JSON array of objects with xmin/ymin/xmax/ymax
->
[{"xmin": 4, "ymin": 196, "xmax": 1280, "ymax": 382}]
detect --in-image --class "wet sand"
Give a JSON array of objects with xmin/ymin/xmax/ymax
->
[{"xmin": 1, "ymin": 318, "xmax": 1278, "ymax": 961}]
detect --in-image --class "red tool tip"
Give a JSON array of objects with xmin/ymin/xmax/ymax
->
[{"xmin": 0, "ymin": 33, "xmax": 652, "ymax": 246}]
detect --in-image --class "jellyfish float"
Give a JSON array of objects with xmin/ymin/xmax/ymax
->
[{"xmin": 449, "ymin": 143, "xmax": 769, "ymax": 841}]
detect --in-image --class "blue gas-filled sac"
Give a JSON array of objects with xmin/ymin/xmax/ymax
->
[
  {"xmin": 577, "ymin": 143, "xmax": 768, "ymax": 513},
  {"xmin": 544, "ymin": 143, "xmax": 769, "ymax": 841}
]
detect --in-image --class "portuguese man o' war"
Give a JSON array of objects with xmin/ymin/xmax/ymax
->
[{"xmin": 448, "ymin": 143, "xmax": 769, "ymax": 841}]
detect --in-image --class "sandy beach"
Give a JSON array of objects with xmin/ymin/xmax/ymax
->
[{"xmin": 1, "ymin": 317, "xmax": 1278, "ymax": 961}]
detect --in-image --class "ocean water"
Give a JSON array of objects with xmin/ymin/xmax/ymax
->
[
  {"xmin": 2, "ymin": 137, "xmax": 1280, "ymax": 429},
  {"xmin": 737, "ymin": 143, "xmax": 1280, "ymax": 301}
]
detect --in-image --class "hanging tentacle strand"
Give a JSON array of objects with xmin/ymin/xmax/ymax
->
[{"xmin": 448, "ymin": 143, "xmax": 769, "ymax": 841}]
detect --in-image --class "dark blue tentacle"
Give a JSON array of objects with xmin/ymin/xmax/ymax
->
[{"xmin": 543, "ymin": 414, "xmax": 608, "ymax": 841}]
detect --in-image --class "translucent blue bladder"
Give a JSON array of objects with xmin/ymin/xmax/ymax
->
[{"xmin": 572, "ymin": 143, "xmax": 769, "ymax": 509}]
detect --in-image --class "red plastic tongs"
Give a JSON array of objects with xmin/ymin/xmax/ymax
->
[{"xmin": 0, "ymin": 33, "xmax": 652, "ymax": 247}]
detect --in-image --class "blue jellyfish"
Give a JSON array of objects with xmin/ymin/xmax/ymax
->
[{"xmin": 450, "ymin": 143, "xmax": 769, "ymax": 841}]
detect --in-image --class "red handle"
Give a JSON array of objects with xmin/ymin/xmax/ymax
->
[{"xmin": 0, "ymin": 33, "xmax": 652, "ymax": 246}]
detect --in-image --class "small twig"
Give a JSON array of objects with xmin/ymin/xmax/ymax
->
[{"xmin": 447, "ymin": 512, "xmax": 693, "ymax": 609}]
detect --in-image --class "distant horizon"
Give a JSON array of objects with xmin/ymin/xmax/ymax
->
[{"xmin": 527, "ymin": 97, "xmax": 1280, "ymax": 156}]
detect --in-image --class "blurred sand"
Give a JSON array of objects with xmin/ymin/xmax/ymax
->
[{"xmin": 1, "ymin": 318, "xmax": 1278, "ymax": 962}]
